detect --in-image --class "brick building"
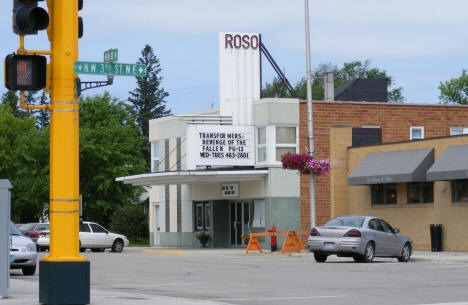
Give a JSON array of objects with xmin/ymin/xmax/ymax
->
[{"xmin": 299, "ymin": 101, "xmax": 468, "ymax": 235}]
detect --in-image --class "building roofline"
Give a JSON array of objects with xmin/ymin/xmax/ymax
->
[
  {"xmin": 149, "ymin": 108, "xmax": 220, "ymax": 123},
  {"xmin": 349, "ymin": 134, "xmax": 468, "ymax": 150},
  {"xmin": 299, "ymin": 100, "xmax": 468, "ymax": 108}
]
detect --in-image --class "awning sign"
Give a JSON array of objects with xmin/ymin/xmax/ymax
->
[{"xmin": 221, "ymin": 183, "xmax": 239, "ymax": 198}]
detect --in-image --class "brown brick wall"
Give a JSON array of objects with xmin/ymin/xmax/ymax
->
[{"xmin": 299, "ymin": 101, "xmax": 468, "ymax": 231}]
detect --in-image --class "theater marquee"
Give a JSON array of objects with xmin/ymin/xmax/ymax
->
[{"xmin": 186, "ymin": 125, "xmax": 255, "ymax": 167}]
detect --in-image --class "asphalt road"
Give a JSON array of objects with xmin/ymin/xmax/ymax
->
[{"xmin": 11, "ymin": 249, "xmax": 468, "ymax": 305}]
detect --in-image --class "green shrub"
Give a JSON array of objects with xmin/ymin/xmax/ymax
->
[{"xmin": 110, "ymin": 205, "xmax": 148, "ymax": 242}]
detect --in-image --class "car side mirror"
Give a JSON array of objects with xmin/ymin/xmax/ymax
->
[{"xmin": 394, "ymin": 228, "xmax": 400, "ymax": 234}]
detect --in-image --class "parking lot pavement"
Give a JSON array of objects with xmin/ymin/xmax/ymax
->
[
  {"xmin": 3, "ymin": 277, "xmax": 230, "ymax": 305},
  {"xmin": 4, "ymin": 248, "xmax": 468, "ymax": 305}
]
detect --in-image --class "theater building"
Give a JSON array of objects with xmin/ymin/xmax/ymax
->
[
  {"xmin": 117, "ymin": 33, "xmax": 302, "ymax": 247},
  {"xmin": 299, "ymin": 100, "xmax": 468, "ymax": 251}
]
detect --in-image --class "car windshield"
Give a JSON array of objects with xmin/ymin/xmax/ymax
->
[
  {"xmin": 19, "ymin": 223, "xmax": 35, "ymax": 231},
  {"xmin": 10, "ymin": 221, "xmax": 23, "ymax": 235},
  {"xmin": 323, "ymin": 216, "xmax": 365, "ymax": 227}
]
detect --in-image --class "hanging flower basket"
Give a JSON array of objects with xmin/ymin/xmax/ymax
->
[
  {"xmin": 281, "ymin": 153, "xmax": 314, "ymax": 174},
  {"xmin": 281, "ymin": 153, "xmax": 331, "ymax": 176},
  {"xmin": 307, "ymin": 159, "xmax": 332, "ymax": 176}
]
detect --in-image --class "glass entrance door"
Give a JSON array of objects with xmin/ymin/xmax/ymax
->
[{"xmin": 230, "ymin": 201, "xmax": 253, "ymax": 247}]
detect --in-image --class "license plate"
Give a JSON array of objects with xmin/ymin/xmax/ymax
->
[{"xmin": 324, "ymin": 242, "xmax": 335, "ymax": 249}]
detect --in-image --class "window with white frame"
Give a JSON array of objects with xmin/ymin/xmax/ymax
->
[
  {"xmin": 275, "ymin": 127, "xmax": 297, "ymax": 161},
  {"xmin": 151, "ymin": 141, "xmax": 160, "ymax": 172},
  {"xmin": 410, "ymin": 126, "xmax": 424, "ymax": 140},
  {"xmin": 256, "ymin": 127, "xmax": 266, "ymax": 163},
  {"xmin": 450, "ymin": 127, "xmax": 468, "ymax": 136}
]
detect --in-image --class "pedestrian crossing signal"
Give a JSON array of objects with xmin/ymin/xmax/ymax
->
[{"xmin": 4, "ymin": 54, "xmax": 47, "ymax": 91}]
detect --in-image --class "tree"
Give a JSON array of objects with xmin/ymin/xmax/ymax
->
[
  {"xmin": 24, "ymin": 91, "xmax": 36, "ymax": 117},
  {"xmin": 79, "ymin": 92, "xmax": 147, "ymax": 227},
  {"xmin": 439, "ymin": 69, "xmax": 468, "ymax": 105},
  {"xmin": 128, "ymin": 45, "xmax": 170, "ymax": 169},
  {"xmin": 110, "ymin": 205, "xmax": 148, "ymax": 242},
  {"xmin": 0, "ymin": 103, "xmax": 47, "ymax": 222},
  {"xmin": 36, "ymin": 92, "xmax": 50, "ymax": 129},
  {"xmin": 1, "ymin": 90, "xmax": 27, "ymax": 118},
  {"xmin": 262, "ymin": 60, "xmax": 405, "ymax": 102},
  {"xmin": 11, "ymin": 126, "xmax": 50, "ymax": 222}
]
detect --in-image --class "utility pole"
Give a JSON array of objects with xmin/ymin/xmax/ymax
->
[{"xmin": 304, "ymin": 0, "xmax": 316, "ymax": 228}]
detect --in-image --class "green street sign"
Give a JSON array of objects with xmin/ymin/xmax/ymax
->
[
  {"xmin": 104, "ymin": 49, "xmax": 118, "ymax": 63},
  {"xmin": 73, "ymin": 61, "xmax": 146, "ymax": 77}
]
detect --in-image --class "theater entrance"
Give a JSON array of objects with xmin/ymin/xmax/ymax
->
[{"xmin": 230, "ymin": 201, "xmax": 253, "ymax": 247}]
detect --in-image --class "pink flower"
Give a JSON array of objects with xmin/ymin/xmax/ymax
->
[{"xmin": 281, "ymin": 153, "xmax": 331, "ymax": 176}]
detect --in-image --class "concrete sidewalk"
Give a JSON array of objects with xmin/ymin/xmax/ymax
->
[
  {"xmin": 1, "ymin": 278, "xmax": 228, "ymax": 305},
  {"xmin": 129, "ymin": 246, "xmax": 468, "ymax": 263}
]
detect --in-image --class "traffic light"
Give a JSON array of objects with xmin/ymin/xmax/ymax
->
[
  {"xmin": 4, "ymin": 54, "xmax": 47, "ymax": 90},
  {"xmin": 13, "ymin": 0, "xmax": 49, "ymax": 35},
  {"xmin": 78, "ymin": 0, "xmax": 83, "ymax": 38}
]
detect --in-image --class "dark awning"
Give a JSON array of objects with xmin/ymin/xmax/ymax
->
[
  {"xmin": 348, "ymin": 148, "xmax": 434, "ymax": 185},
  {"xmin": 427, "ymin": 144, "xmax": 468, "ymax": 181}
]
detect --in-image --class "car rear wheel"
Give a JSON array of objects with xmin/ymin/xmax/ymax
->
[
  {"xmin": 398, "ymin": 243, "xmax": 412, "ymax": 262},
  {"xmin": 22, "ymin": 265, "xmax": 36, "ymax": 276},
  {"xmin": 314, "ymin": 252, "xmax": 328, "ymax": 263},
  {"xmin": 361, "ymin": 242, "xmax": 375, "ymax": 263},
  {"xmin": 111, "ymin": 239, "xmax": 124, "ymax": 253}
]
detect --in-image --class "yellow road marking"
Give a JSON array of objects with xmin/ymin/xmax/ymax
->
[{"xmin": 141, "ymin": 250, "xmax": 186, "ymax": 255}]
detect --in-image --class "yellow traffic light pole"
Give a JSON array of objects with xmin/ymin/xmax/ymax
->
[
  {"xmin": 40, "ymin": 0, "xmax": 85, "ymax": 264},
  {"xmin": 17, "ymin": 0, "xmax": 91, "ymax": 304},
  {"xmin": 14, "ymin": 2, "xmax": 89, "ymax": 302}
]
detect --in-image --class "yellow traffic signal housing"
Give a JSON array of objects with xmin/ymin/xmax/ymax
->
[
  {"xmin": 13, "ymin": 0, "xmax": 49, "ymax": 35},
  {"xmin": 4, "ymin": 54, "xmax": 47, "ymax": 90}
]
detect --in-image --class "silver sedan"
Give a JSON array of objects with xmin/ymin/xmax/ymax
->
[
  {"xmin": 10, "ymin": 221, "xmax": 38, "ymax": 275},
  {"xmin": 307, "ymin": 216, "xmax": 412, "ymax": 263}
]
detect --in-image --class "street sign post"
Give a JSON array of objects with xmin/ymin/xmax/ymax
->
[
  {"xmin": 103, "ymin": 49, "xmax": 118, "ymax": 63},
  {"xmin": 73, "ymin": 61, "xmax": 146, "ymax": 77}
]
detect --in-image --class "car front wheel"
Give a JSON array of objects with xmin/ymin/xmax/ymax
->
[
  {"xmin": 22, "ymin": 265, "xmax": 36, "ymax": 276},
  {"xmin": 398, "ymin": 243, "xmax": 412, "ymax": 262},
  {"xmin": 111, "ymin": 239, "xmax": 124, "ymax": 253}
]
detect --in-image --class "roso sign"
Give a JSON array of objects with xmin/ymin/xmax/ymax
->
[{"xmin": 225, "ymin": 33, "xmax": 259, "ymax": 50}]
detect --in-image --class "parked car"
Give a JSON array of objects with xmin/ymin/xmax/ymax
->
[
  {"xmin": 10, "ymin": 221, "xmax": 38, "ymax": 275},
  {"xmin": 308, "ymin": 216, "xmax": 412, "ymax": 263},
  {"xmin": 37, "ymin": 221, "xmax": 129, "ymax": 253},
  {"xmin": 18, "ymin": 223, "xmax": 50, "ymax": 244}
]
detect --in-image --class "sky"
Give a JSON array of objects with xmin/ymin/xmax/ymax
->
[{"xmin": 1, "ymin": 0, "xmax": 468, "ymax": 115}]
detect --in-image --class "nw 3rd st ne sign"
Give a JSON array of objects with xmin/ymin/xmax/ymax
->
[{"xmin": 73, "ymin": 61, "xmax": 147, "ymax": 77}]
